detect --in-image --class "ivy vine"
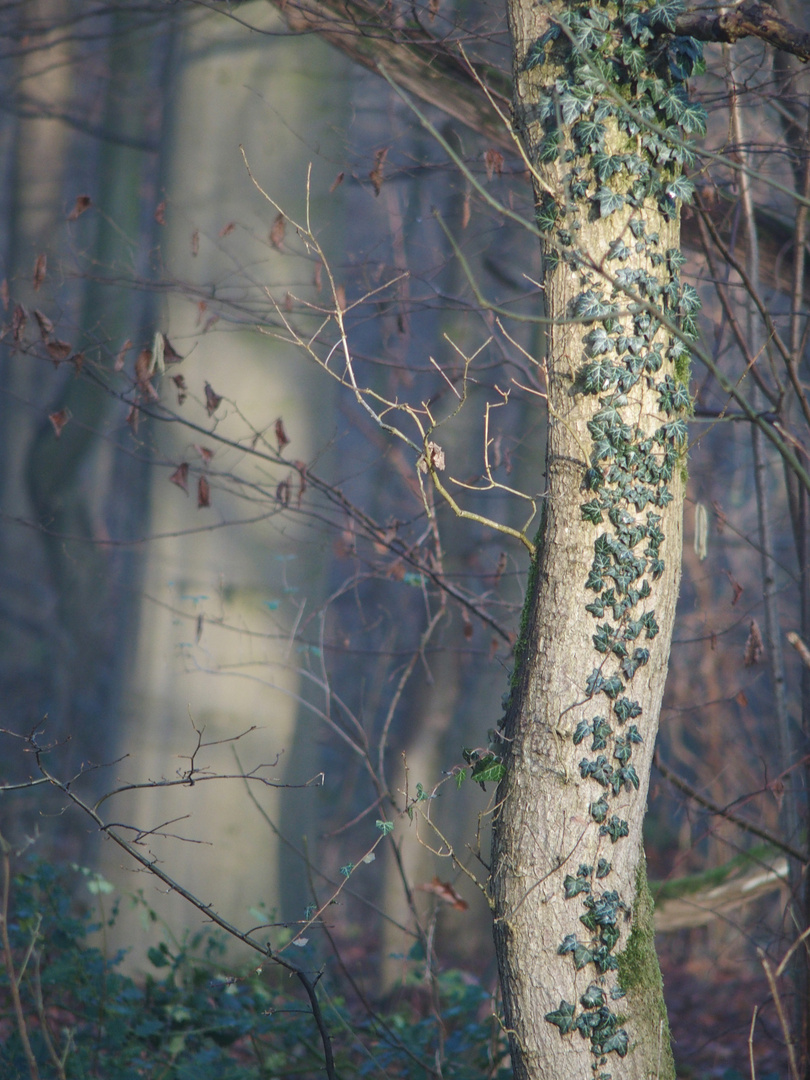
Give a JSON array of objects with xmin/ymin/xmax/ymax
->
[{"xmin": 522, "ymin": 0, "xmax": 703, "ymax": 1072}]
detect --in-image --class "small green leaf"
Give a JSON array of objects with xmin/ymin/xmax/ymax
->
[
  {"xmin": 376, "ymin": 819, "xmax": 394, "ymax": 835},
  {"xmin": 545, "ymin": 1000, "xmax": 577, "ymax": 1035}
]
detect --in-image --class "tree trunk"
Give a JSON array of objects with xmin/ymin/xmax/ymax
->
[{"xmin": 492, "ymin": 3, "xmax": 699, "ymax": 1076}]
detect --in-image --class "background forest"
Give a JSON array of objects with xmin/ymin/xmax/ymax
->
[{"xmin": 1, "ymin": 1, "xmax": 809, "ymax": 1077}]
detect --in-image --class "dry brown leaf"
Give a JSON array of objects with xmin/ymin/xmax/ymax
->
[
  {"xmin": 12, "ymin": 303, "xmax": 26, "ymax": 341},
  {"xmin": 115, "ymin": 339, "xmax": 133, "ymax": 372},
  {"xmin": 461, "ymin": 190, "xmax": 471, "ymax": 230},
  {"xmin": 294, "ymin": 460, "xmax": 307, "ymax": 505},
  {"xmin": 725, "ymin": 570, "xmax": 743, "ymax": 606},
  {"xmin": 270, "ymin": 213, "xmax": 286, "ymax": 250},
  {"xmin": 33, "ymin": 254, "xmax": 47, "ymax": 292},
  {"xmin": 417, "ymin": 877, "xmax": 468, "ymax": 911},
  {"xmin": 276, "ymin": 478, "xmax": 291, "ymax": 506},
  {"xmin": 193, "ymin": 444, "xmax": 214, "ymax": 462},
  {"xmin": 172, "ymin": 374, "xmax": 187, "ymax": 405},
  {"xmin": 329, "ymin": 171, "xmax": 345, "ymax": 193},
  {"xmin": 154, "ymin": 201, "xmax": 166, "ymax": 226},
  {"xmin": 169, "ymin": 463, "xmax": 189, "ymax": 493},
  {"xmin": 34, "ymin": 309, "xmax": 53, "ymax": 340},
  {"xmin": 0, "ymin": 279, "xmax": 9, "ymax": 311},
  {"xmin": 219, "ymin": 221, "xmax": 235, "ymax": 237},
  {"xmin": 71, "ymin": 351, "xmax": 85, "ymax": 375},
  {"xmin": 67, "ymin": 195, "xmax": 92, "ymax": 221},
  {"xmin": 744, "ymin": 619, "xmax": 764, "ymax": 667},
  {"xmin": 484, "ymin": 149, "xmax": 504, "ymax": 181},
  {"xmin": 162, "ymin": 334, "xmax": 183, "ymax": 363},
  {"xmin": 197, "ymin": 475, "xmax": 211, "ymax": 508},
  {"xmin": 204, "ymin": 381, "xmax": 222, "ymax": 415},
  {"xmin": 335, "ymin": 284, "xmax": 346, "ymax": 312},
  {"xmin": 49, "ymin": 409, "xmax": 70, "ymax": 437},
  {"xmin": 736, "ymin": 689, "xmax": 748, "ymax": 707},
  {"xmin": 461, "ymin": 608, "xmax": 473, "ymax": 640},
  {"xmin": 46, "ymin": 339, "xmax": 72, "ymax": 364},
  {"xmin": 369, "ymin": 147, "xmax": 389, "ymax": 196},
  {"xmin": 275, "ymin": 417, "xmax": 290, "ymax": 450}
]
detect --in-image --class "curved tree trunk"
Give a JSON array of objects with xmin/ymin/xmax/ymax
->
[{"xmin": 491, "ymin": 2, "xmax": 697, "ymax": 1077}]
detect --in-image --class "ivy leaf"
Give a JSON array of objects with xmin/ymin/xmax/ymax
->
[
  {"xmin": 607, "ymin": 238, "xmax": 630, "ymax": 261},
  {"xmin": 545, "ymin": 1000, "xmax": 577, "ymax": 1035},
  {"xmin": 580, "ymin": 984, "xmax": 606, "ymax": 1009},
  {"xmin": 600, "ymin": 1028, "xmax": 630, "ymax": 1057},
  {"xmin": 564, "ymin": 873, "xmax": 592, "ymax": 899},
  {"xmin": 375, "ymin": 819, "xmax": 394, "ymax": 835},
  {"xmin": 585, "ymin": 670, "xmax": 605, "ymax": 697},
  {"xmin": 582, "ymin": 500, "xmax": 605, "ymax": 525},
  {"xmin": 597, "ymin": 187, "xmax": 625, "ymax": 218},
  {"xmin": 602, "ymin": 674, "xmax": 624, "ymax": 699},
  {"xmin": 590, "ymin": 795, "xmax": 609, "ymax": 823},
  {"xmin": 600, "ymin": 816, "xmax": 630, "ymax": 843},
  {"xmin": 596, "ymin": 857, "xmax": 612, "ymax": 878},
  {"xmin": 621, "ymin": 648, "xmax": 650, "ymax": 678},
  {"xmin": 470, "ymin": 756, "xmax": 506, "ymax": 787},
  {"xmin": 665, "ymin": 174, "xmax": 695, "ymax": 205},
  {"xmin": 573, "ymin": 718, "xmax": 593, "ymax": 745}
]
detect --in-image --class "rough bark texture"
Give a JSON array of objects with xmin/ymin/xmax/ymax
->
[{"xmin": 491, "ymin": 2, "xmax": 693, "ymax": 1077}]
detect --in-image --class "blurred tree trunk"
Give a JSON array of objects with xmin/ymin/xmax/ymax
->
[{"xmin": 490, "ymin": 2, "xmax": 696, "ymax": 1076}]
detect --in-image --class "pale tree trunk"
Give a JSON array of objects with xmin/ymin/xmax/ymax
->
[{"xmin": 492, "ymin": 3, "xmax": 699, "ymax": 1077}]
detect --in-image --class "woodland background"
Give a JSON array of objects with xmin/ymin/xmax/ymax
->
[{"xmin": 1, "ymin": 1, "xmax": 808, "ymax": 1077}]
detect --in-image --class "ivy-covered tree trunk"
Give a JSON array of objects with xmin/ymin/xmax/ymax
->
[{"xmin": 492, "ymin": 3, "xmax": 703, "ymax": 1078}]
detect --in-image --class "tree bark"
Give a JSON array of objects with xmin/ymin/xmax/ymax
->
[{"xmin": 491, "ymin": 3, "xmax": 694, "ymax": 1076}]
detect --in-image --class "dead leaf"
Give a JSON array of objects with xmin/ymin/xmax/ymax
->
[
  {"xmin": 126, "ymin": 405, "xmax": 140, "ymax": 433},
  {"xmin": 172, "ymin": 374, "xmax": 187, "ymax": 404},
  {"xmin": 134, "ymin": 348, "xmax": 159, "ymax": 400},
  {"xmin": 155, "ymin": 201, "xmax": 166, "ymax": 225},
  {"xmin": 313, "ymin": 262, "xmax": 322, "ymax": 291},
  {"xmin": 295, "ymin": 460, "xmax": 307, "ymax": 505},
  {"xmin": 33, "ymin": 254, "xmax": 47, "ymax": 291},
  {"xmin": 329, "ymin": 171, "xmax": 344, "ymax": 193},
  {"xmin": 736, "ymin": 689, "xmax": 748, "ymax": 707},
  {"xmin": 270, "ymin": 213, "xmax": 286, "ymax": 250},
  {"xmin": 284, "ymin": 291, "xmax": 293, "ymax": 313},
  {"xmin": 34, "ymin": 309, "xmax": 54, "ymax": 340},
  {"xmin": 417, "ymin": 441, "xmax": 445, "ymax": 474},
  {"xmin": 484, "ymin": 149, "xmax": 504, "ymax": 181},
  {"xmin": 276, "ymin": 478, "xmax": 291, "ymax": 506},
  {"xmin": 46, "ymin": 339, "xmax": 72, "ymax": 364},
  {"xmin": 197, "ymin": 475, "xmax": 210, "ymax": 508},
  {"xmin": 493, "ymin": 551, "xmax": 507, "ymax": 585},
  {"xmin": 417, "ymin": 877, "xmax": 468, "ymax": 911},
  {"xmin": 67, "ymin": 195, "xmax": 92, "ymax": 221},
  {"xmin": 203, "ymin": 315, "xmax": 219, "ymax": 333},
  {"xmin": 115, "ymin": 339, "xmax": 133, "ymax": 372},
  {"xmin": 369, "ymin": 147, "xmax": 389, "ymax": 196},
  {"xmin": 218, "ymin": 221, "xmax": 235, "ymax": 237},
  {"xmin": 461, "ymin": 190, "xmax": 471, "ymax": 230},
  {"xmin": 335, "ymin": 284, "xmax": 346, "ymax": 312},
  {"xmin": 712, "ymin": 501, "xmax": 726, "ymax": 534},
  {"xmin": 191, "ymin": 228, "xmax": 199, "ymax": 256},
  {"xmin": 49, "ymin": 409, "xmax": 70, "ymax": 437},
  {"xmin": 1, "ymin": 279, "xmax": 9, "ymax": 311},
  {"xmin": 275, "ymin": 417, "xmax": 290, "ymax": 451},
  {"xmin": 744, "ymin": 619, "xmax": 764, "ymax": 667},
  {"xmin": 204, "ymin": 382, "xmax": 222, "ymax": 415},
  {"xmin": 193, "ymin": 444, "xmax": 214, "ymax": 462},
  {"xmin": 12, "ymin": 303, "xmax": 26, "ymax": 341},
  {"xmin": 71, "ymin": 351, "xmax": 85, "ymax": 375},
  {"xmin": 162, "ymin": 334, "xmax": 183, "ymax": 363},
  {"xmin": 428, "ymin": 0, "xmax": 439, "ymax": 19},
  {"xmin": 169, "ymin": 463, "xmax": 189, "ymax": 493},
  {"xmin": 724, "ymin": 570, "xmax": 743, "ymax": 606},
  {"xmin": 462, "ymin": 608, "xmax": 473, "ymax": 640}
]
